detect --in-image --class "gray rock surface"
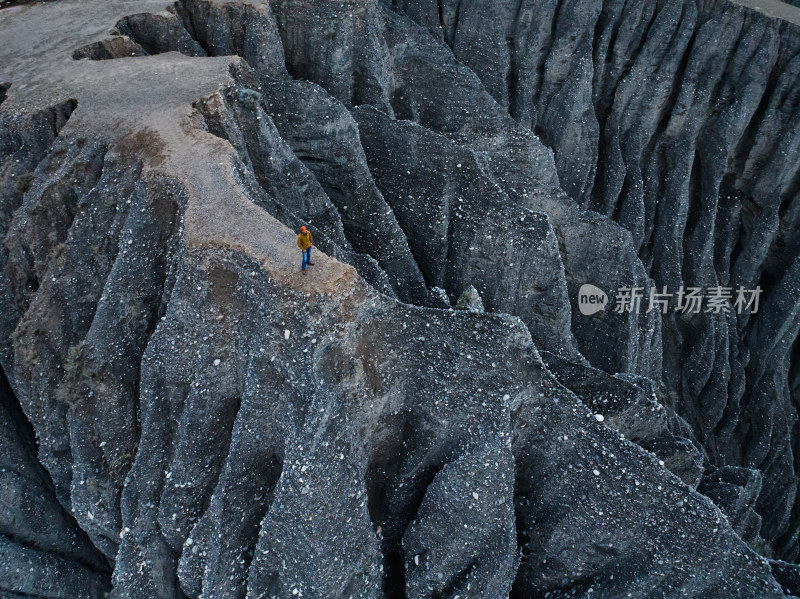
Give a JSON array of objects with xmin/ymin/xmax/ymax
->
[
  {"xmin": 396, "ymin": 0, "xmax": 800, "ymax": 564},
  {"xmin": 1, "ymin": 0, "xmax": 800, "ymax": 597}
]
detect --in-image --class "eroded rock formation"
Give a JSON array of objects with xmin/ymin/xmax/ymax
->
[{"xmin": 1, "ymin": 0, "xmax": 800, "ymax": 597}]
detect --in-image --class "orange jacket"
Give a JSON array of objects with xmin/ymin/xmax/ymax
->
[{"xmin": 297, "ymin": 231, "xmax": 313, "ymax": 250}]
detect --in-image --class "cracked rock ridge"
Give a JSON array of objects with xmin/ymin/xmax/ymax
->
[{"xmin": 1, "ymin": 0, "xmax": 800, "ymax": 597}]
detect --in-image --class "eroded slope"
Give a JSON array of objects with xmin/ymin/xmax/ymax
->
[{"xmin": 0, "ymin": 0, "xmax": 798, "ymax": 597}]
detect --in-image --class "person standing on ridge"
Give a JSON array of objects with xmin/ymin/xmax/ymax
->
[{"xmin": 297, "ymin": 225, "xmax": 314, "ymax": 274}]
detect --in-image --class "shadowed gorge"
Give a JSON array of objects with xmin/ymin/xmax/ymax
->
[{"xmin": 2, "ymin": 0, "xmax": 800, "ymax": 597}]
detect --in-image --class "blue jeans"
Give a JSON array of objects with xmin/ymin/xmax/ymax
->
[{"xmin": 301, "ymin": 247, "xmax": 311, "ymax": 270}]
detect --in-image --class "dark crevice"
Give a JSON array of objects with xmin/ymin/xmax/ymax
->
[
  {"xmin": 73, "ymin": 7, "xmax": 206, "ymax": 61},
  {"xmin": 640, "ymin": 7, "xmax": 701, "ymax": 266},
  {"xmin": 532, "ymin": 125, "xmax": 548, "ymax": 147},
  {"xmin": 1, "ymin": 366, "xmax": 37, "ymax": 457},
  {"xmin": 506, "ymin": 37, "xmax": 519, "ymax": 117},
  {"xmin": 365, "ymin": 410, "xmax": 454, "ymax": 599},
  {"xmin": 439, "ymin": 0, "xmax": 462, "ymax": 50},
  {"xmin": 730, "ymin": 46, "xmax": 799, "ymax": 191},
  {"xmin": 53, "ymin": 99, "xmax": 77, "ymax": 134},
  {"xmin": 729, "ymin": 192, "xmax": 761, "ymax": 277},
  {"xmin": 441, "ymin": 205, "xmax": 458, "ymax": 304},
  {"xmin": 611, "ymin": 170, "xmax": 632, "ymax": 224},
  {"xmin": 680, "ymin": 148, "xmax": 704, "ymax": 283},
  {"xmin": 173, "ymin": 0, "xmax": 211, "ymax": 56},
  {"xmin": 530, "ymin": 0, "xmax": 565, "ymax": 116},
  {"xmin": 588, "ymin": 1, "xmax": 616, "ymax": 139},
  {"xmin": 436, "ymin": 0, "xmax": 444, "ymax": 40},
  {"xmin": 0, "ymin": 588, "xmax": 45, "ymax": 599},
  {"xmin": 713, "ymin": 174, "xmax": 743, "ymax": 283},
  {"xmin": 0, "ymin": 81, "xmax": 9, "ymax": 105},
  {"xmin": 369, "ymin": 460, "xmax": 446, "ymax": 599},
  {"xmin": 236, "ymin": 452, "xmax": 284, "ymax": 590},
  {"xmin": 777, "ymin": 167, "xmax": 800, "ymax": 224},
  {"xmin": 283, "ymin": 59, "xmax": 298, "ymax": 80},
  {"xmin": 113, "ymin": 13, "xmax": 205, "ymax": 57},
  {"xmin": 593, "ymin": 0, "xmax": 662, "ymax": 123},
  {"xmin": 505, "ymin": 0, "xmax": 527, "ymax": 118},
  {"xmin": 0, "ymin": 364, "xmax": 112, "ymax": 576},
  {"xmin": 192, "ymin": 396, "xmax": 242, "ymax": 535},
  {"xmin": 588, "ymin": 2, "xmax": 668, "ymax": 216},
  {"xmin": 7, "ymin": 142, "xmax": 107, "ymax": 328}
]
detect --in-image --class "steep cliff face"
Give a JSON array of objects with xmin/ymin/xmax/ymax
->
[
  {"xmin": 394, "ymin": 0, "xmax": 800, "ymax": 562},
  {"xmin": 1, "ymin": 0, "xmax": 800, "ymax": 597}
]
